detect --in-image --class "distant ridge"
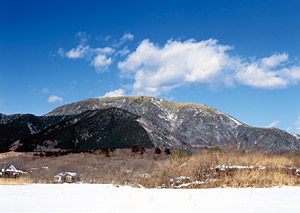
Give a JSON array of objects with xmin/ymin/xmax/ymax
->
[{"xmin": 1, "ymin": 96, "xmax": 300, "ymax": 153}]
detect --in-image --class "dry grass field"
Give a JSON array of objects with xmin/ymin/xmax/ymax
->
[{"xmin": 0, "ymin": 148, "xmax": 300, "ymax": 188}]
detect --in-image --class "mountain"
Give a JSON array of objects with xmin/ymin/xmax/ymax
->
[
  {"xmin": 0, "ymin": 113, "xmax": 72, "ymax": 152},
  {"xmin": 15, "ymin": 108, "xmax": 185, "ymax": 152},
  {"xmin": 45, "ymin": 96, "xmax": 300, "ymax": 153},
  {"xmin": 1, "ymin": 96, "xmax": 300, "ymax": 153}
]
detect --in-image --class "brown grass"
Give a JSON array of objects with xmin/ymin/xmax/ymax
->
[
  {"xmin": 1, "ymin": 149, "xmax": 300, "ymax": 188},
  {"xmin": 222, "ymin": 168, "xmax": 300, "ymax": 188},
  {"xmin": 0, "ymin": 177, "xmax": 33, "ymax": 185}
]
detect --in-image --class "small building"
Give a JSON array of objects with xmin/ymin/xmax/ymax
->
[
  {"xmin": 54, "ymin": 172, "xmax": 80, "ymax": 183},
  {"xmin": 0, "ymin": 165, "xmax": 27, "ymax": 178}
]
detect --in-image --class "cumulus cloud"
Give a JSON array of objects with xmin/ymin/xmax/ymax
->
[
  {"xmin": 236, "ymin": 53, "xmax": 292, "ymax": 89},
  {"xmin": 261, "ymin": 53, "xmax": 288, "ymax": 67},
  {"xmin": 91, "ymin": 55, "xmax": 112, "ymax": 70},
  {"xmin": 118, "ymin": 39, "xmax": 300, "ymax": 96},
  {"xmin": 100, "ymin": 89, "xmax": 125, "ymax": 98},
  {"xmin": 63, "ymin": 32, "xmax": 91, "ymax": 59},
  {"xmin": 59, "ymin": 34, "xmax": 300, "ymax": 96},
  {"xmin": 48, "ymin": 95, "xmax": 63, "ymax": 103},
  {"xmin": 58, "ymin": 32, "xmax": 118, "ymax": 71},
  {"xmin": 266, "ymin": 120, "xmax": 279, "ymax": 128},
  {"xmin": 294, "ymin": 116, "xmax": 300, "ymax": 132},
  {"xmin": 66, "ymin": 44, "xmax": 90, "ymax": 59},
  {"xmin": 118, "ymin": 38, "xmax": 237, "ymax": 95}
]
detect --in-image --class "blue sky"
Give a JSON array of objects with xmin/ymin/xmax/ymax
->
[{"xmin": 1, "ymin": 0, "xmax": 300, "ymax": 133}]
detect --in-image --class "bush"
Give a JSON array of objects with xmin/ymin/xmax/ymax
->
[
  {"xmin": 131, "ymin": 145, "xmax": 139, "ymax": 153},
  {"xmin": 171, "ymin": 149, "xmax": 189, "ymax": 164},
  {"xmin": 155, "ymin": 148, "xmax": 161, "ymax": 154},
  {"xmin": 208, "ymin": 145, "xmax": 221, "ymax": 153}
]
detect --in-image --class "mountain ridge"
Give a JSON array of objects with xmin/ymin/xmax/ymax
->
[
  {"xmin": 15, "ymin": 107, "xmax": 185, "ymax": 152},
  {"xmin": 44, "ymin": 96, "xmax": 300, "ymax": 152},
  {"xmin": 1, "ymin": 96, "xmax": 300, "ymax": 153}
]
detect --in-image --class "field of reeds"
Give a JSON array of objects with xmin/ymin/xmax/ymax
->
[{"xmin": 0, "ymin": 148, "xmax": 300, "ymax": 188}]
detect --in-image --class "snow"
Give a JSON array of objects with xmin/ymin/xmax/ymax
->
[
  {"xmin": 216, "ymin": 165, "xmax": 257, "ymax": 170},
  {"xmin": 0, "ymin": 184, "xmax": 300, "ymax": 213},
  {"xmin": 27, "ymin": 122, "xmax": 37, "ymax": 134},
  {"xmin": 291, "ymin": 133, "xmax": 300, "ymax": 140},
  {"xmin": 228, "ymin": 116, "xmax": 243, "ymax": 126}
]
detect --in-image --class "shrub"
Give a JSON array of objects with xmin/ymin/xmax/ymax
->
[
  {"xmin": 155, "ymin": 148, "xmax": 161, "ymax": 154},
  {"xmin": 131, "ymin": 145, "xmax": 139, "ymax": 153},
  {"xmin": 208, "ymin": 145, "xmax": 221, "ymax": 153},
  {"xmin": 171, "ymin": 149, "xmax": 189, "ymax": 164},
  {"xmin": 164, "ymin": 148, "xmax": 171, "ymax": 155},
  {"xmin": 140, "ymin": 146, "xmax": 145, "ymax": 155}
]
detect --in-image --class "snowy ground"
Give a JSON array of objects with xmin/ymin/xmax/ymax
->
[{"xmin": 0, "ymin": 184, "xmax": 299, "ymax": 213}]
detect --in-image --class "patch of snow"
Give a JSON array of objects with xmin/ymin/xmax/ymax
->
[
  {"xmin": 139, "ymin": 173, "xmax": 150, "ymax": 178},
  {"xmin": 69, "ymin": 118, "xmax": 79, "ymax": 124},
  {"xmin": 216, "ymin": 165, "xmax": 256, "ymax": 170},
  {"xmin": 290, "ymin": 133, "xmax": 300, "ymax": 140},
  {"xmin": 9, "ymin": 140, "xmax": 22, "ymax": 151},
  {"xmin": 175, "ymin": 179, "xmax": 218, "ymax": 188},
  {"xmin": 179, "ymin": 163, "xmax": 189, "ymax": 167},
  {"xmin": 91, "ymin": 104, "xmax": 98, "ymax": 110},
  {"xmin": 218, "ymin": 111, "xmax": 242, "ymax": 126},
  {"xmin": 1, "ymin": 184, "xmax": 299, "ymax": 213},
  {"xmin": 157, "ymin": 109, "xmax": 178, "ymax": 127},
  {"xmin": 27, "ymin": 122, "xmax": 38, "ymax": 134}
]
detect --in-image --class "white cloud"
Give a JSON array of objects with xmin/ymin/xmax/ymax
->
[
  {"xmin": 100, "ymin": 89, "xmax": 125, "ymax": 98},
  {"xmin": 236, "ymin": 53, "xmax": 293, "ymax": 89},
  {"xmin": 57, "ymin": 48, "xmax": 65, "ymax": 57},
  {"xmin": 120, "ymin": 33, "xmax": 134, "ymax": 42},
  {"xmin": 114, "ymin": 33, "xmax": 135, "ymax": 47},
  {"xmin": 266, "ymin": 120, "xmax": 279, "ymax": 128},
  {"xmin": 286, "ymin": 127, "xmax": 292, "ymax": 132},
  {"xmin": 294, "ymin": 116, "xmax": 300, "ymax": 132},
  {"xmin": 66, "ymin": 44, "xmax": 90, "ymax": 59},
  {"xmin": 91, "ymin": 55, "xmax": 112, "ymax": 71},
  {"xmin": 118, "ymin": 38, "xmax": 237, "ymax": 95},
  {"xmin": 116, "ymin": 46, "xmax": 130, "ymax": 56},
  {"xmin": 118, "ymin": 39, "xmax": 300, "ymax": 96},
  {"xmin": 59, "ymin": 32, "xmax": 116, "ymax": 70},
  {"xmin": 41, "ymin": 88, "xmax": 49, "ymax": 94},
  {"xmin": 48, "ymin": 95, "xmax": 63, "ymax": 103},
  {"xmin": 93, "ymin": 47, "xmax": 115, "ymax": 55},
  {"xmin": 261, "ymin": 53, "xmax": 288, "ymax": 67},
  {"xmin": 76, "ymin": 32, "xmax": 89, "ymax": 44},
  {"xmin": 236, "ymin": 63, "xmax": 288, "ymax": 89},
  {"xmin": 59, "ymin": 34, "xmax": 300, "ymax": 96}
]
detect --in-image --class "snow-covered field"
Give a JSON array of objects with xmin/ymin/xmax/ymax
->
[{"xmin": 0, "ymin": 184, "xmax": 299, "ymax": 213}]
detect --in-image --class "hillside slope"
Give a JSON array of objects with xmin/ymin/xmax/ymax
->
[
  {"xmin": 0, "ymin": 113, "xmax": 72, "ymax": 152},
  {"xmin": 45, "ymin": 96, "xmax": 300, "ymax": 152},
  {"xmin": 15, "ymin": 108, "xmax": 185, "ymax": 152}
]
